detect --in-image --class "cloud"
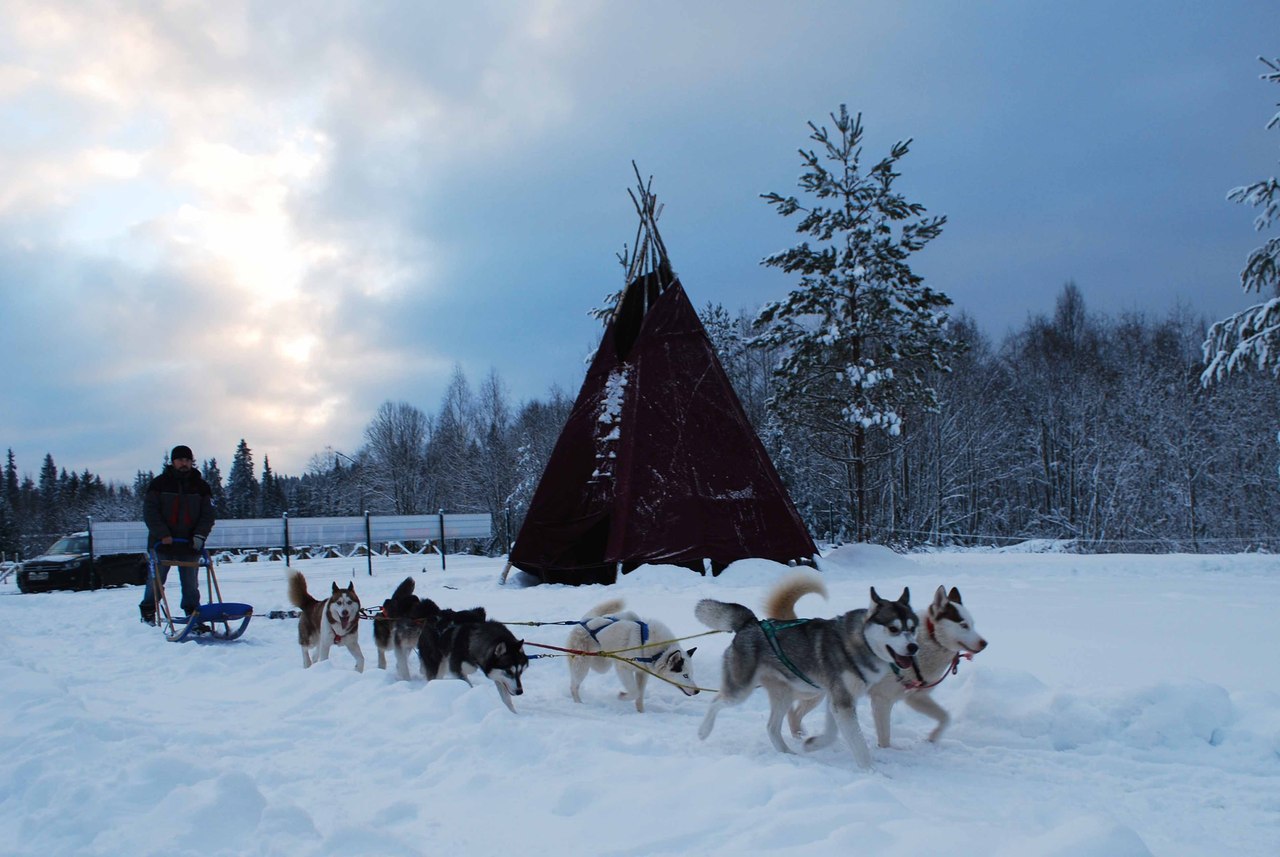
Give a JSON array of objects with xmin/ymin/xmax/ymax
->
[{"xmin": 1, "ymin": 0, "xmax": 1276, "ymax": 483}]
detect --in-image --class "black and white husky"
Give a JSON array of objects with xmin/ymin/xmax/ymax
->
[
  {"xmin": 287, "ymin": 571, "xmax": 365, "ymax": 673},
  {"xmin": 416, "ymin": 608, "xmax": 528, "ymax": 713},
  {"xmin": 567, "ymin": 598, "xmax": 699, "ymax": 712},
  {"xmin": 695, "ymin": 585, "xmax": 918, "ymax": 769},
  {"xmin": 767, "ymin": 575, "xmax": 987, "ymax": 749}
]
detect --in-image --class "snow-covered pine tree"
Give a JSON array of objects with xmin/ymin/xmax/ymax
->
[
  {"xmin": 225, "ymin": 439, "xmax": 259, "ymax": 519},
  {"xmin": 1203, "ymin": 55, "xmax": 1280, "ymax": 383},
  {"xmin": 201, "ymin": 458, "xmax": 225, "ymax": 511},
  {"xmin": 261, "ymin": 456, "xmax": 287, "ymax": 517},
  {"xmin": 755, "ymin": 105, "xmax": 957, "ymax": 541}
]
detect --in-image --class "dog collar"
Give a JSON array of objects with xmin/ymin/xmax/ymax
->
[
  {"xmin": 902, "ymin": 618, "xmax": 977, "ymax": 691},
  {"xmin": 333, "ymin": 614, "xmax": 358, "ymax": 642}
]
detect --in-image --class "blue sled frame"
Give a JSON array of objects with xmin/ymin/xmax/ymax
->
[{"xmin": 147, "ymin": 540, "xmax": 253, "ymax": 642}]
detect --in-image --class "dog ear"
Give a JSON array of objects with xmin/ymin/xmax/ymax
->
[
  {"xmin": 897, "ymin": 587, "xmax": 910, "ymax": 606},
  {"xmin": 870, "ymin": 586, "xmax": 883, "ymax": 604},
  {"xmin": 949, "ymin": 586, "xmax": 962, "ymax": 604},
  {"xmin": 932, "ymin": 585, "xmax": 948, "ymax": 612},
  {"xmin": 494, "ymin": 642, "xmax": 507, "ymax": 657},
  {"xmin": 687, "ymin": 646, "xmax": 697, "ymax": 658},
  {"xmin": 331, "ymin": 581, "xmax": 341, "ymax": 594}
]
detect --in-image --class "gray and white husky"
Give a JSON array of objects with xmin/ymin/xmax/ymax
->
[
  {"xmin": 768, "ymin": 574, "xmax": 987, "ymax": 749},
  {"xmin": 695, "ymin": 585, "xmax": 918, "ymax": 769},
  {"xmin": 287, "ymin": 571, "xmax": 365, "ymax": 673},
  {"xmin": 567, "ymin": 598, "xmax": 699, "ymax": 712}
]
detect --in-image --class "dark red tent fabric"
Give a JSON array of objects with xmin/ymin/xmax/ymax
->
[{"xmin": 510, "ymin": 271, "xmax": 816, "ymax": 585}]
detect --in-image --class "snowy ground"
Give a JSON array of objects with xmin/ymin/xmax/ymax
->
[{"xmin": 1, "ymin": 546, "xmax": 1277, "ymax": 856}]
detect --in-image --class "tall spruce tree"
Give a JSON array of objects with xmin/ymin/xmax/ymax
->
[
  {"xmin": 2, "ymin": 450, "xmax": 19, "ymax": 555},
  {"xmin": 37, "ymin": 454, "xmax": 60, "ymax": 537},
  {"xmin": 202, "ymin": 458, "xmax": 225, "ymax": 511},
  {"xmin": 260, "ymin": 456, "xmax": 287, "ymax": 517},
  {"xmin": 755, "ymin": 105, "xmax": 957, "ymax": 540},
  {"xmin": 226, "ymin": 439, "xmax": 259, "ymax": 519},
  {"xmin": 1204, "ymin": 55, "xmax": 1280, "ymax": 382}
]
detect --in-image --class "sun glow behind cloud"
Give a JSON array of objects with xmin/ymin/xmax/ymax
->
[
  {"xmin": 0, "ymin": 1, "xmax": 500, "ymax": 476},
  {"xmin": 166, "ymin": 133, "xmax": 333, "ymax": 312}
]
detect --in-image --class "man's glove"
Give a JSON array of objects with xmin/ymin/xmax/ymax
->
[{"xmin": 193, "ymin": 535, "xmax": 206, "ymax": 552}]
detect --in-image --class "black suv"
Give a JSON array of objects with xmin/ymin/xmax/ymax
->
[{"xmin": 16, "ymin": 532, "xmax": 148, "ymax": 593}]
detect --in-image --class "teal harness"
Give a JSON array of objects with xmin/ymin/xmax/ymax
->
[{"xmin": 757, "ymin": 618, "xmax": 820, "ymax": 688}]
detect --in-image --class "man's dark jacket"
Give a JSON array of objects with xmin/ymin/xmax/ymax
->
[{"xmin": 143, "ymin": 466, "xmax": 216, "ymax": 547}]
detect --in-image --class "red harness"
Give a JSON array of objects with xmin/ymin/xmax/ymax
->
[
  {"xmin": 903, "ymin": 617, "xmax": 976, "ymax": 691},
  {"xmin": 331, "ymin": 612, "xmax": 358, "ymax": 644}
]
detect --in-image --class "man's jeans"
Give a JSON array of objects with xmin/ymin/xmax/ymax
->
[{"xmin": 139, "ymin": 564, "xmax": 200, "ymax": 616}]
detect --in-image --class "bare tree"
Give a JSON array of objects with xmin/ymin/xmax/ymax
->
[{"xmin": 363, "ymin": 401, "xmax": 431, "ymax": 514}]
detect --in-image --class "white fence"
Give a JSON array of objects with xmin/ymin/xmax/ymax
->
[{"xmin": 88, "ymin": 513, "xmax": 492, "ymax": 571}]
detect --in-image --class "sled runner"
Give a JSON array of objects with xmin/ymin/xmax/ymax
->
[{"xmin": 147, "ymin": 540, "xmax": 253, "ymax": 642}]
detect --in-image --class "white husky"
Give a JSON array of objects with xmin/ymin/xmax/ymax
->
[
  {"xmin": 567, "ymin": 598, "xmax": 699, "ymax": 712},
  {"xmin": 768, "ymin": 574, "xmax": 987, "ymax": 748}
]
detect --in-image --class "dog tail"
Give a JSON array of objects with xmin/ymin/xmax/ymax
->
[
  {"xmin": 287, "ymin": 570, "xmax": 316, "ymax": 609},
  {"xmin": 582, "ymin": 598, "xmax": 626, "ymax": 619},
  {"xmin": 391, "ymin": 575, "xmax": 415, "ymax": 601},
  {"xmin": 695, "ymin": 598, "xmax": 757, "ymax": 632},
  {"xmin": 763, "ymin": 570, "xmax": 828, "ymax": 621}
]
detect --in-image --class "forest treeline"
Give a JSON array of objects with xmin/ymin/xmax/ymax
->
[{"xmin": 3, "ymin": 282, "xmax": 1276, "ymax": 559}]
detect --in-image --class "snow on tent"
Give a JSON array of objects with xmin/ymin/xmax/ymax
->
[{"xmin": 507, "ymin": 172, "xmax": 817, "ymax": 585}]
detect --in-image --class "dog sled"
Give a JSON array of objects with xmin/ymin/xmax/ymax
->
[{"xmin": 146, "ymin": 539, "xmax": 253, "ymax": 642}]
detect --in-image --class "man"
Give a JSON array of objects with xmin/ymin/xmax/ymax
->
[{"xmin": 139, "ymin": 444, "xmax": 216, "ymax": 624}]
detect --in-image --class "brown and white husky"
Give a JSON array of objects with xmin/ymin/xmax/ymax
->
[{"xmin": 287, "ymin": 571, "xmax": 365, "ymax": 673}]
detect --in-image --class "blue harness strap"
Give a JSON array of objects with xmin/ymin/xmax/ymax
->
[{"xmin": 580, "ymin": 616, "xmax": 665, "ymax": 664}]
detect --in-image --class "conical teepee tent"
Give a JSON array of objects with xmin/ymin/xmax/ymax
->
[{"xmin": 508, "ymin": 172, "xmax": 817, "ymax": 585}]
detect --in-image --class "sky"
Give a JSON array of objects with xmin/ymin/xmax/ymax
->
[
  {"xmin": 2, "ymin": 1, "xmax": 1279, "ymax": 484},
  {"xmin": 2, "ymin": 544, "xmax": 1277, "ymax": 856}
]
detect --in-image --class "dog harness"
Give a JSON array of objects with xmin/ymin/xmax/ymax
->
[
  {"xmin": 332, "ymin": 613, "xmax": 357, "ymax": 645},
  {"xmin": 900, "ymin": 616, "xmax": 975, "ymax": 691},
  {"xmin": 757, "ymin": 619, "xmax": 820, "ymax": 688},
  {"xmin": 580, "ymin": 616, "xmax": 667, "ymax": 664}
]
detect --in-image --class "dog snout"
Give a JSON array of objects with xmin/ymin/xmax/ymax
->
[
  {"xmin": 973, "ymin": 638, "xmax": 988, "ymax": 652},
  {"xmin": 907, "ymin": 641, "xmax": 919, "ymax": 656}
]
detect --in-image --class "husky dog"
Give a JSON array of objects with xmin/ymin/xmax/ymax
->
[
  {"xmin": 374, "ymin": 576, "xmax": 420, "ymax": 670},
  {"xmin": 867, "ymin": 585, "xmax": 986, "ymax": 747},
  {"xmin": 393, "ymin": 599, "xmax": 485, "ymax": 681},
  {"xmin": 567, "ymin": 598, "xmax": 699, "ymax": 712},
  {"xmin": 768, "ymin": 578, "xmax": 987, "ymax": 748},
  {"xmin": 695, "ymin": 585, "xmax": 918, "ymax": 769},
  {"xmin": 762, "ymin": 571, "xmax": 830, "ymax": 738},
  {"xmin": 417, "ymin": 611, "xmax": 528, "ymax": 713},
  {"xmin": 287, "ymin": 571, "xmax": 365, "ymax": 673}
]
